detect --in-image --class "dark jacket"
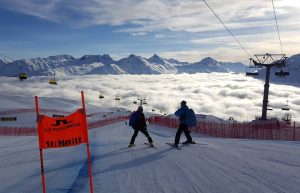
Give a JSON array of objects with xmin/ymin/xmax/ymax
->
[
  {"xmin": 134, "ymin": 111, "xmax": 147, "ymax": 130},
  {"xmin": 175, "ymin": 104, "xmax": 189, "ymax": 125}
]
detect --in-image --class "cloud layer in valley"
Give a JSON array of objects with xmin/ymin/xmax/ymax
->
[{"xmin": 0, "ymin": 73, "xmax": 299, "ymax": 122}]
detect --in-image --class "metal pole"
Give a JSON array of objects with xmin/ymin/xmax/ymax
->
[{"xmin": 261, "ymin": 66, "xmax": 271, "ymax": 120}]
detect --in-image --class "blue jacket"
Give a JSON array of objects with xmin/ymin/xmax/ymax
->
[{"xmin": 175, "ymin": 105, "xmax": 189, "ymax": 125}]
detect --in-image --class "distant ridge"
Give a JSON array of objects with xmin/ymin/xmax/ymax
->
[{"xmin": 0, "ymin": 53, "xmax": 247, "ymax": 76}]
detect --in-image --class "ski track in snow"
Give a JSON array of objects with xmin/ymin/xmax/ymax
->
[{"xmin": 1, "ymin": 122, "xmax": 300, "ymax": 193}]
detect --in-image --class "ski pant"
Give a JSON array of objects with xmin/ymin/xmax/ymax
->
[
  {"xmin": 130, "ymin": 127, "xmax": 153, "ymax": 144},
  {"xmin": 175, "ymin": 123, "xmax": 192, "ymax": 144}
]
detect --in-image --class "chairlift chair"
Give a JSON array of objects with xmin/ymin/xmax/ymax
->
[
  {"xmin": 245, "ymin": 58, "xmax": 259, "ymax": 76},
  {"xmin": 49, "ymin": 72, "xmax": 57, "ymax": 85},
  {"xmin": 18, "ymin": 65, "xmax": 28, "ymax": 81},
  {"xmin": 99, "ymin": 92, "xmax": 104, "ymax": 99},
  {"xmin": 282, "ymin": 105, "xmax": 289, "ymax": 111},
  {"xmin": 274, "ymin": 57, "xmax": 289, "ymax": 77},
  {"xmin": 115, "ymin": 94, "xmax": 121, "ymax": 101},
  {"xmin": 19, "ymin": 73, "xmax": 28, "ymax": 80},
  {"xmin": 49, "ymin": 79, "xmax": 57, "ymax": 85},
  {"xmin": 245, "ymin": 66, "xmax": 259, "ymax": 76},
  {"xmin": 143, "ymin": 98, "xmax": 147, "ymax": 105},
  {"xmin": 281, "ymin": 100, "xmax": 290, "ymax": 111},
  {"xmin": 275, "ymin": 69, "xmax": 289, "ymax": 77}
]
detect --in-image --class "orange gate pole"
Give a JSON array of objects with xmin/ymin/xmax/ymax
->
[
  {"xmin": 35, "ymin": 96, "xmax": 47, "ymax": 193},
  {"xmin": 81, "ymin": 91, "xmax": 94, "ymax": 193}
]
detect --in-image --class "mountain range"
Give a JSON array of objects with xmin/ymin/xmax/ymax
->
[
  {"xmin": 0, "ymin": 54, "xmax": 247, "ymax": 77},
  {"xmin": 1, "ymin": 53, "xmax": 299, "ymax": 86}
]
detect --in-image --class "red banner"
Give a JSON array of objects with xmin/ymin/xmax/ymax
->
[{"xmin": 37, "ymin": 109, "xmax": 88, "ymax": 149}]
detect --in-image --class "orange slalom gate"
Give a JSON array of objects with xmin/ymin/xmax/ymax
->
[{"xmin": 35, "ymin": 91, "xmax": 94, "ymax": 193}]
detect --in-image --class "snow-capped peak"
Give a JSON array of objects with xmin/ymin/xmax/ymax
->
[
  {"xmin": 199, "ymin": 57, "xmax": 218, "ymax": 65},
  {"xmin": 47, "ymin": 54, "xmax": 75, "ymax": 62},
  {"xmin": 99, "ymin": 54, "xmax": 115, "ymax": 65},
  {"xmin": 148, "ymin": 54, "xmax": 165, "ymax": 65}
]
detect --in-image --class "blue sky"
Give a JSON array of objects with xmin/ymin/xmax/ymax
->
[{"xmin": 0, "ymin": 0, "xmax": 300, "ymax": 63}]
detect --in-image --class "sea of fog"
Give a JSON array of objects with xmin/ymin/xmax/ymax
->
[{"xmin": 0, "ymin": 73, "xmax": 300, "ymax": 122}]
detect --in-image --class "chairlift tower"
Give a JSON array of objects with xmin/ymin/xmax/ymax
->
[
  {"xmin": 134, "ymin": 96, "xmax": 147, "ymax": 106},
  {"xmin": 252, "ymin": 53, "xmax": 287, "ymax": 120}
]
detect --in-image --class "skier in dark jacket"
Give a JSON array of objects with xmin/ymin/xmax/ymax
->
[
  {"xmin": 129, "ymin": 106, "xmax": 153, "ymax": 147},
  {"xmin": 174, "ymin": 100, "xmax": 193, "ymax": 147}
]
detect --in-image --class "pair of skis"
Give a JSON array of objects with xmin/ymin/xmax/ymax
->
[
  {"xmin": 166, "ymin": 141, "xmax": 206, "ymax": 150},
  {"xmin": 127, "ymin": 141, "xmax": 204, "ymax": 150},
  {"xmin": 166, "ymin": 142, "xmax": 196, "ymax": 150}
]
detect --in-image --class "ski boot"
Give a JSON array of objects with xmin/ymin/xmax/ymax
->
[
  {"xmin": 128, "ymin": 144, "xmax": 136, "ymax": 148},
  {"xmin": 182, "ymin": 140, "xmax": 196, "ymax": 144}
]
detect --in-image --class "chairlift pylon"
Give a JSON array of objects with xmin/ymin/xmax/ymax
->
[{"xmin": 282, "ymin": 113, "xmax": 292, "ymax": 125}]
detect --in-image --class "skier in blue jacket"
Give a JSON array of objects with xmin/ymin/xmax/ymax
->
[{"xmin": 174, "ymin": 100, "xmax": 193, "ymax": 147}]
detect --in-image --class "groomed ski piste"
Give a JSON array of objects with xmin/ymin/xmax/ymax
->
[{"xmin": 1, "ymin": 95, "xmax": 300, "ymax": 193}]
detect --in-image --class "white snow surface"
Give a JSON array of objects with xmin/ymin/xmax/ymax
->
[{"xmin": 1, "ymin": 96, "xmax": 300, "ymax": 193}]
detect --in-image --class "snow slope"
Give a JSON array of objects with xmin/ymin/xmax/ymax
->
[{"xmin": 1, "ymin": 96, "xmax": 300, "ymax": 193}]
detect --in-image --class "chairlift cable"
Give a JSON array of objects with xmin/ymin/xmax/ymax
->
[
  {"xmin": 271, "ymin": 0, "xmax": 284, "ymax": 54},
  {"xmin": 200, "ymin": 0, "xmax": 252, "ymax": 58}
]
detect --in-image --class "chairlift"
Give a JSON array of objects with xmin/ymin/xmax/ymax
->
[
  {"xmin": 115, "ymin": 93, "xmax": 121, "ymax": 101},
  {"xmin": 143, "ymin": 98, "xmax": 147, "ymax": 105},
  {"xmin": 245, "ymin": 58, "xmax": 259, "ymax": 76},
  {"xmin": 245, "ymin": 66, "xmax": 259, "ymax": 76},
  {"xmin": 99, "ymin": 92, "xmax": 104, "ymax": 99},
  {"xmin": 133, "ymin": 99, "xmax": 137, "ymax": 104},
  {"xmin": 18, "ymin": 65, "xmax": 28, "ymax": 80},
  {"xmin": 267, "ymin": 102, "xmax": 273, "ymax": 111},
  {"xmin": 49, "ymin": 79, "xmax": 57, "ymax": 85},
  {"xmin": 19, "ymin": 72, "xmax": 28, "ymax": 80},
  {"xmin": 49, "ymin": 72, "xmax": 57, "ymax": 85},
  {"xmin": 281, "ymin": 100, "xmax": 290, "ymax": 111},
  {"xmin": 275, "ymin": 69, "xmax": 289, "ymax": 77}
]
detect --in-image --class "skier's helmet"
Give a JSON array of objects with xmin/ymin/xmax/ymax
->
[{"xmin": 138, "ymin": 106, "xmax": 143, "ymax": 112}]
